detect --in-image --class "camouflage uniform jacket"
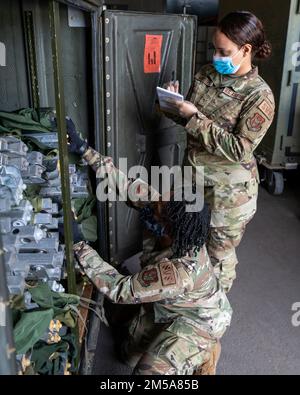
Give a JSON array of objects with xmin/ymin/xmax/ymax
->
[
  {"xmin": 167, "ymin": 64, "xmax": 275, "ymax": 225},
  {"xmin": 75, "ymin": 148, "xmax": 232, "ymax": 339},
  {"xmin": 74, "ymin": 241, "xmax": 232, "ymax": 340}
]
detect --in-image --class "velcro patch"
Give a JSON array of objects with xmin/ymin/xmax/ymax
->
[
  {"xmin": 200, "ymin": 77, "xmax": 213, "ymax": 87},
  {"xmin": 223, "ymin": 87, "xmax": 246, "ymax": 101},
  {"xmin": 159, "ymin": 261, "xmax": 176, "ymax": 286},
  {"xmin": 246, "ymin": 113, "xmax": 266, "ymax": 132},
  {"xmin": 137, "ymin": 268, "xmax": 158, "ymax": 287},
  {"xmin": 258, "ymin": 100, "xmax": 273, "ymax": 120}
]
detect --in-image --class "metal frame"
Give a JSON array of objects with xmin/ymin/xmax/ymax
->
[
  {"xmin": 93, "ymin": 9, "xmax": 110, "ymax": 262},
  {"xmin": 0, "ymin": 241, "xmax": 17, "ymax": 375},
  {"xmin": 49, "ymin": 0, "xmax": 106, "ymax": 373},
  {"xmin": 49, "ymin": 0, "xmax": 77, "ymax": 295},
  {"xmin": 58, "ymin": 0, "xmax": 102, "ymax": 12},
  {"xmin": 49, "ymin": 0, "xmax": 108, "ymax": 374},
  {"xmin": 23, "ymin": 10, "xmax": 40, "ymax": 110},
  {"xmin": 0, "ymin": 0, "xmax": 105, "ymax": 374},
  {"xmin": 78, "ymin": 5, "xmax": 110, "ymax": 374},
  {"xmin": 51, "ymin": 0, "xmax": 109, "ymax": 268}
]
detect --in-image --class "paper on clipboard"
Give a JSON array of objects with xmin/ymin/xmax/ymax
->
[{"xmin": 156, "ymin": 86, "xmax": 184, "ymax": 114}]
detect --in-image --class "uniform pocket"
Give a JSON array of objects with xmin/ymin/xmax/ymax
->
[
  {"xmin": 212, "ymin": 183, "xmax": 251, "ymax": 210},
  {"xmin": 164, "ymin": 337, "xmax": 209, "ymax": 372},
  {"xmin": 190, "ymin": 80, "xmax": 208, "ymax": 103}
]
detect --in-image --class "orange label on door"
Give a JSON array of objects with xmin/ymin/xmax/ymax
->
[{"xmin": 144, "ymin": 34, "xmax": 163, "ymax": 73}]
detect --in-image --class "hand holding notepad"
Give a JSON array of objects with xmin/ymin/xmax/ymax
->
[{"xmin": 156, "ymin": 86, "xmax": 184, "ymax": 115}]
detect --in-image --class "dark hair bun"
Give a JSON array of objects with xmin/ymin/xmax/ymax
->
[
  {"xmin": 255, "ymin": 40, "xmax": 272, "ymax": 59},
  {"xmin": 218, "ymin": 12, "xmax": 272, "ymax": 61}
]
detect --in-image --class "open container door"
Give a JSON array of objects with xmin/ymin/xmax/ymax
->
[{"xmin": 101, "ymin": 9, "xmax": 197, "ymax": 265}]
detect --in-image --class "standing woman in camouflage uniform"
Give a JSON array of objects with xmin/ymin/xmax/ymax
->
[{"xmin": 164, "ymin": 11, "xmax": 275, "ymax": 292}]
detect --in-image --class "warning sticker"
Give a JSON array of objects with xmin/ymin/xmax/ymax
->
[{"xmin": 144, "ymin": 34, "xmax": 163, "ymax": 74}]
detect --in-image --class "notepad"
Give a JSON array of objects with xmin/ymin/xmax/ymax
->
[{"xmin": 156, "ymin": 86, "xmax": 184, "ymax": 114}]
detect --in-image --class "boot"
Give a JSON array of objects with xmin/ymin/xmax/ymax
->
[{"xmin": 193, "ymin": 341, "xmax": 221, "ymax": 375}]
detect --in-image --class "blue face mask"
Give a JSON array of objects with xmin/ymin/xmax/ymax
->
[{"xmin": 213, "ymin": 48, "xmax": 243, "ymax": 75}]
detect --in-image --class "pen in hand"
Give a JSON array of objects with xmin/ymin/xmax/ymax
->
[{"xmin": 171, "ymin": 71, "xmax": 179, "ymax": 93}]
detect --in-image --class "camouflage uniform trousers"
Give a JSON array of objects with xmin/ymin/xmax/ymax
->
[
  {"xmin": 204, "ymin": 179, "xmax": 258, "ymax": 293},
  {"xmin": 121, "ymin": 305, "xmax": 216, "ymax": 375},
  {"xmin": 207, "ymin": 221, "xmax": 249, "ymax": 294},
  {"xmin": 182, "ymin": 152, "xmax": 258, "ymax": 293}
]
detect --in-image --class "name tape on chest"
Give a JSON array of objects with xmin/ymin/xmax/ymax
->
[{"xmin": 222, "ymin": 87, "xmax": 246, "ymax": 101}]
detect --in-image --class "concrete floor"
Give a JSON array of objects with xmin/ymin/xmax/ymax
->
[{"xmin": 93, "ymin": 177, "xmax": 300, "ymax": 375}]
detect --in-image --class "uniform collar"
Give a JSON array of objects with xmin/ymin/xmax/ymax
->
[{"xmin": 208, "ymin": 64, "xmax": 259, "ymax": 91}]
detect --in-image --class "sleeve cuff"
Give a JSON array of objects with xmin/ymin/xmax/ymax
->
[
  {"xmin": 185, "ymin": 111, "xmax": 207, "ymax": 138},
  {"xmin": 82, "ymin": 146, "xmax": 96, "ymax": 164}
]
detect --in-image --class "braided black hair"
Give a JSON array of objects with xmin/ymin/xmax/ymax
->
[
  {"xmin": 164, "ymin": 199, "xmax": 211, "ymax": 258},
  {"xmin": 139, "ymin": 197, "xmax": 211, "ymax": 258}
]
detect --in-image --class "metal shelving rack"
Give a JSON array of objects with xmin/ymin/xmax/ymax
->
[{"xmin": 0, "ymin": 0, "xmax": 106, "ymax": 375}]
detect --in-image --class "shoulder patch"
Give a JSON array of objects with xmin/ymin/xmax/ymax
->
[
  {"xmin": 246, "ymin": 113, "xmax": 266, "ymax": 132},
  {"xmin": 258, "ymin": 99, "xmax": 274, "ymax": 120},
  {"xmin": 137, "ymin": 268, "xmax": 159, "ymax": 287},
  {"xmin": 159, "ymin": 261, "xmax": 177, "ymax": 286}
]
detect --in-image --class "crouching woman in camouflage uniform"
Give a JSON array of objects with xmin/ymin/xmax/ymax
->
[
  {"xmin": 67, "ymin": 122, "xmax": 232, "ymax": 375},
  {"xmin": 163, "ymin": 11, "xmax": 275, "ymax": 292},
  {"xmin": 74, "ymin": 203, "xmax": 231, "ymax": 375}
]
